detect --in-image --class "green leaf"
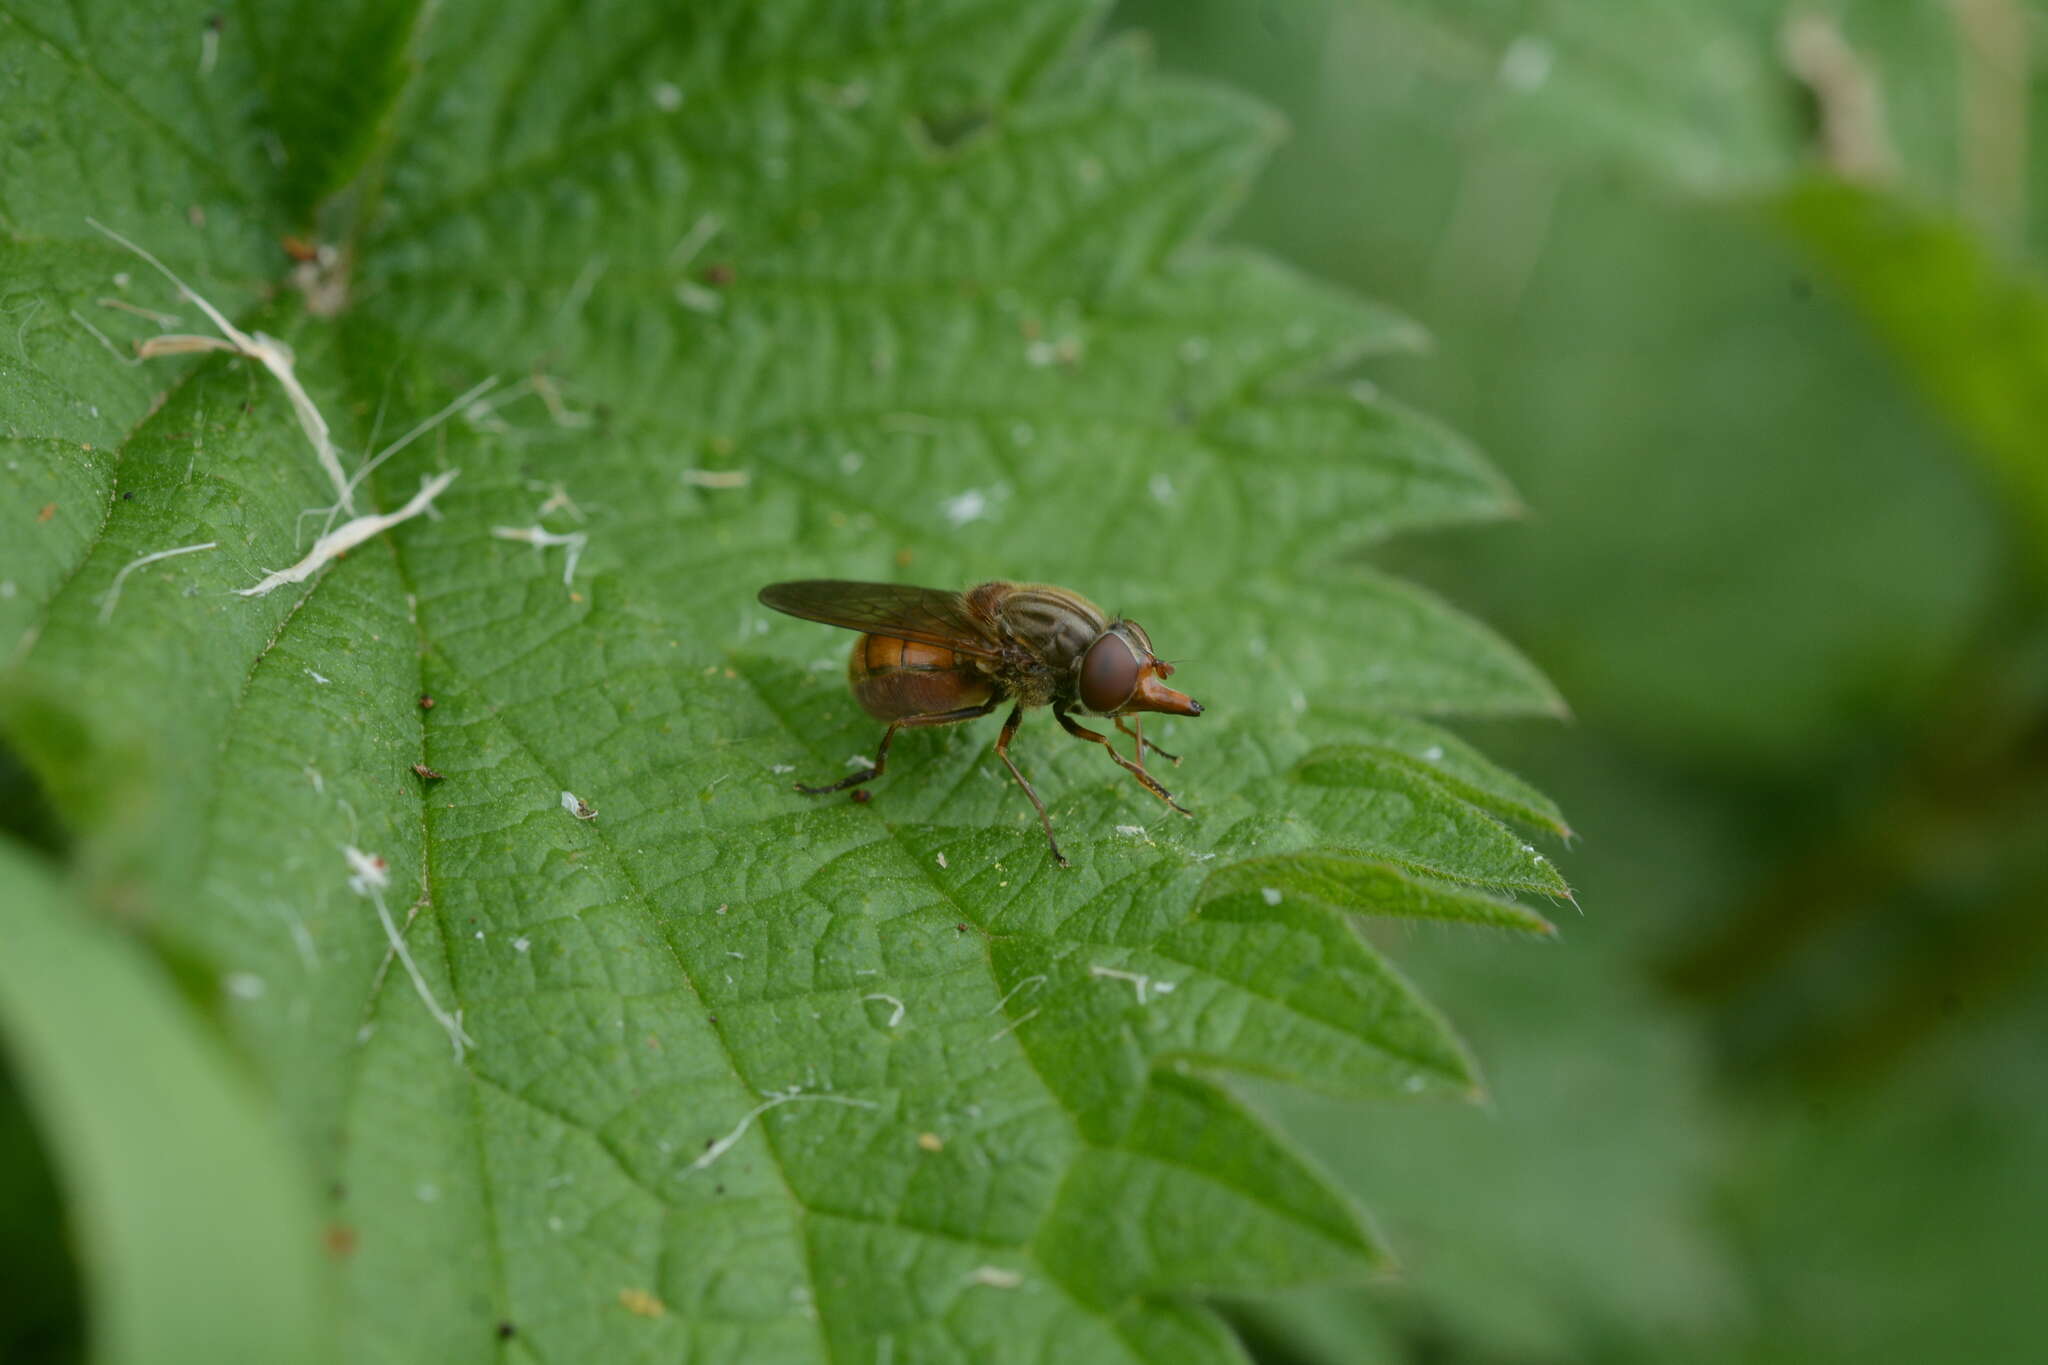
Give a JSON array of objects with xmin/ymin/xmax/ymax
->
[
  {"xmin": 1298, "ymin": 709, "xmax": 1571, "ymax": 838},
  {"xmin": 1231, "ymin": 926, "xmax": 1738, "ymax": 1363},
  {"xmin": 0, "ymin": 838, "xmax": 328, "ymax": 1365},
  {"xmin": 1284, "ymin": 1, "xmax": 2048, "ymax": 580},
  {"xmin": 1206, "ymin": 853, "xmax": 1558, "ymax": 938},
  {"xmin": 1314, "ymin": 1, "xmax": 1800, "ymax": 193},
  {"xmin": 1329, "ymin": 0, "xmax": 2048, "ymax": 248},
  {"xmin": 0, "ymin": 2, "xmax": 1567, "ymax": 1358},
  {"xmin": 1771, "ymin": 179, "xmax": 2048, "ymax": 579}
]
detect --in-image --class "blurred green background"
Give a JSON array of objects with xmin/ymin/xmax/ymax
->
[{"xmin": 1110, "ymin": 2, "xmax": 2048, "ymax": 1362}]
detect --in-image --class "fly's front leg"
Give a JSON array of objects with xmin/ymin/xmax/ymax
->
[
  {"xmin": 1115, "ymin": 714, "xmax": 1180, "ymax": 767},
  {"xmin": 994, "ymin": 705, "xmax": 1067, "ymax": 867},
  {"xmin": 1057, "ymin": 708, "xmax": 1191, "ymax": 816},
  {"xmin": 794, "ymin": 699, "xmax": 998, "ymax": 795}
]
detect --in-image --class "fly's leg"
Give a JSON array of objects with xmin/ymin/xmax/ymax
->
[
  {"xmin": 1114, "ymin": 714, "xmax": 1180, "ymax": 767},
  {"xmin": 994, "ymin": 705, "xmax": 1068, "ymax": 867},
  {"xmin": 1057, "ymin": 708, "xmax": 1191, "ymax": 816},
  {"xmin": 794, "ymin": 699, "xmax": 999, "ymax": 795}
]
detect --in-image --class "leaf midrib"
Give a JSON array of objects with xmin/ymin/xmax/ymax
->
[
  {"xmin": 394, "ymin": 609, "xmax": 842, "ymax": 1360},
  {"xmin": 379, "ymin": 517, "xmax": 522, "ymax": 1344}
]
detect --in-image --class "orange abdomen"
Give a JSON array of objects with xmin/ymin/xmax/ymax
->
[{"xmin": 848, "ymin": 634, "xmax": 994, "ymax": 720}]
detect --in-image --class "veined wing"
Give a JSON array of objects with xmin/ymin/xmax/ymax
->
[{"xmin": 757, "ymin": 580, "xmax": 1002, "ymax": 659}]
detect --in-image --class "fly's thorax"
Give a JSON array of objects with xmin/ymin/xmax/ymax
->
[{"xmin": 987, "ymin": 583, "xmax": 1109, "ymax": 671}]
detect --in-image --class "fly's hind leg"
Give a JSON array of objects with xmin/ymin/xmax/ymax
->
[
  {"xmin": 794, "ymin": 699, "xmax": 999, "ymax": 795},
  {"xmin": 1057, "ymin": 708, "xmax": 1191, "ymax": 816},
  {"xmin": 994, "ymin": 705, "xmax": 1068, "ymax": 867},
  {"xmin": 1115, "ymin": 714, "xmax": 1180, "ymax": 767}
]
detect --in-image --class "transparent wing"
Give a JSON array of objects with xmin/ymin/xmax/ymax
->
[{"xmin": 756, "ymin": 580, "xmax": 1002, "ymax": 658}]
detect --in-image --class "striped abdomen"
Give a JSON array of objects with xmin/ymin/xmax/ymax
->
[{"xmin": 847, "ymin": 634, "xmax": 995, "ymax": 720}]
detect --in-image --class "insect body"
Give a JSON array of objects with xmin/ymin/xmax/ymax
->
[{"xmin": 757, "ymin": 579, "xmax": 1203, "ymax": 866}]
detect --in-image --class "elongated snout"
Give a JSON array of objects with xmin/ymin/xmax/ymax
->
[{"xmin": 1130, "ymin": 671, "xmax": 1202, "ymax": 717}]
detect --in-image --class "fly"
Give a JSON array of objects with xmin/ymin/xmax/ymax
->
[{"xmin": 757, "ymin": 579, "xmax": 1203, "ymax": 866}]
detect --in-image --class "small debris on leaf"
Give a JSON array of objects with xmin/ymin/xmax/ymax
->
[
  {"xmin": 617, "ymin": 1288, "xmax": 667, "ymax": 1319},
  {"xmin": 680, "ymin": 467, "xmax": 750, "ymax": 489}
]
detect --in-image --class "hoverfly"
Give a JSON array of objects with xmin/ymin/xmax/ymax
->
[{"xmin": 757, "ymin": 579, "xmax": 1203, "ymax": 866}]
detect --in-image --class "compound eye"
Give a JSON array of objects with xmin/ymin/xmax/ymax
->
[{"xmin": 1079, "ymin": 632, "xmax": 1141, "ymax": 714}]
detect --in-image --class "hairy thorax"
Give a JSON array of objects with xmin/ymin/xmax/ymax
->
[{"xmin": 971, "ymin": 581, "xmax": 1109, "ymax": 709}]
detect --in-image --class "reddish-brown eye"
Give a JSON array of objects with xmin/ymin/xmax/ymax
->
[{"xmin": 1078, "ymin": 632, "xmax": 1141, "ymax": 713}]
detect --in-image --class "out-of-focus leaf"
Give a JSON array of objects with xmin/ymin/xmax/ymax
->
[
  {"xmin": 1235, "ymin": 903, "xmax": 1738, "ymax": 1362},
  {"xmin": 1774, "ymin": 179, "xmax": 2048, "ymax": 575},
  {"xmin": 1288, "ymin": 0, "xmax": 2048, "ymax": 258},
  {"xmin": 1692, "ymin": 991, "xmax": 2048, "ymax": 1365},
  {"xmin": 0, "ymin": 839, "xmax": 327, "ymax": 1365}
]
